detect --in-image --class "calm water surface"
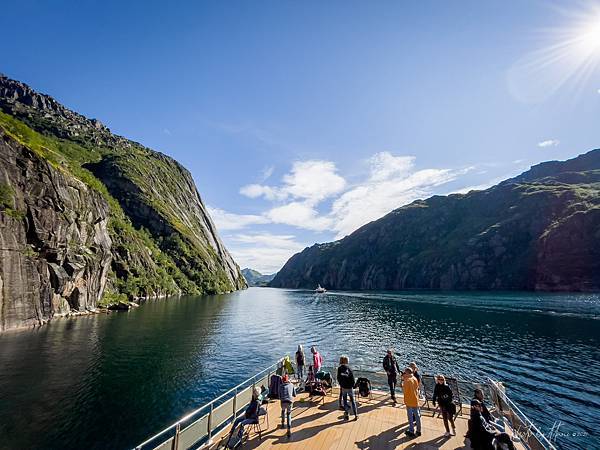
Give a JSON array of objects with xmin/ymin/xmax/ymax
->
[{"xmin": 0, "ymin": 288, "xmax": 598, "ymax": 449}]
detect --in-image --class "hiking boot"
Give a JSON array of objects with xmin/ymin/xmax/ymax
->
[
  {"xmin": 415, "ymin": 431, "xmax": 422, "ymax": 437},
  {"xmin": 444, "ymin": 431, "xmax": 451, "ymax": 437},
  {"xmin": 343, "ymin": 412, "xmax": 349, "ymax": 420},
  {"xmin": 354, "ymin": 415, "xmax": 358, "ymax": 421},
  {"xmin": 405, "ymin": 430, "xmax": 415, "ymax": 437},
  {"xmin": 286, "ymin": 429, "xmax": 291, "ymax": 437}
]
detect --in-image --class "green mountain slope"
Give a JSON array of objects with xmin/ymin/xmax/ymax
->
[
  {"xmin": 270, "ymin": 150, "xmax": 600, "ymax": 291},
  {"xmin": 241, "ymin": 268, "xmax": 276, "ymax": 286},
  {"xmin": 0, "ymin": 74, "xmax": 245, "ymax": 331}
]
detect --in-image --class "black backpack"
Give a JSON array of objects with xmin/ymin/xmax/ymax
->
[{"xmin": 356, "ymin": 377, "xmax": 371, "ymax": 397}]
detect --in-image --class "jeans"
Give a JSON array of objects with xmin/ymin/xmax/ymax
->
[
  {"xmin": 230, "ymin": 416, "xmax": 256, "ymax": 437},
  {"xmin": 297, "ymin": 365, "xmax": 304, "ymax": 380},
  {"xmin": 406, "ymin": 406, "xmax": 421, "ymax": 433},
  {"xmin": 387, "ymin": 373, "xmax": 397, "ymax": 400},
  {"xmin": 281, "ymin": 401, "xmax": 292, "ymax": 429},
  {"xmin": 341, "ymin": 388, "xmax": 358, "ymax": 416}
]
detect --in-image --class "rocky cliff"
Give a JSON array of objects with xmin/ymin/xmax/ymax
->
[
  {"xmin": 0, "ymin": 74, "xmax": 245, "ymax": 331},
  {"xmin": 271, "ymin": 150, "xmax": 600, "ymax": 291},
  {"xmin": 241, "ymin": 268, "xmax": 276, "ymax": 287}
]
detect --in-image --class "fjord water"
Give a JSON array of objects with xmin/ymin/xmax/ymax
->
[{"xmin": 0, "ymin": 289, "xmax": 598, "ymax": 450}]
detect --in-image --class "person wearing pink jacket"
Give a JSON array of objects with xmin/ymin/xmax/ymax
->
[{"xmin": 310, "ymin": 346, "xmax": 323, "ymax": 372}]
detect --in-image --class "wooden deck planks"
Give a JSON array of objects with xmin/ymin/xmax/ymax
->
[{"xmin": 207, "ymin": 388, "xmax": 523, "ymax": 450}]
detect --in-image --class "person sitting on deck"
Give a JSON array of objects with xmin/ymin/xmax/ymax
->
[
  {"xmin": 383, "ymin": 349, "xmax": 401, "ymax": 405},
  {"xmin": 433, "ymin": 374, "xmax": 456, "ymax": 437},
  {"xmin": 227, "ymin": 387, "xmax": 260, "ymax": 441},
  {"xmin": 473, "ymin": 388, "xmax": 505, "ymax": 432},
  {"xmin": 470, "ymin": 399, "xmax": 515, "ymax": 450},
  {"xmin": 278, "ymin": 374, "xmax": 296, "ymax": 437},
  {"xmin": 337, "ymin": 355, "xmax": 359, "ymax": 421},
  {"xmin": 311, "ymin": 346, "xmax": 323, "ymax": 373},
  {"xmin": 402, "ymin": 367, "xmax": 422, "ymax": 437}
]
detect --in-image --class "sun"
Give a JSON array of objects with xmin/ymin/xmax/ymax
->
[{"xmin": 580, "ymin": 17, "xmax": 600, "ymax": 52}]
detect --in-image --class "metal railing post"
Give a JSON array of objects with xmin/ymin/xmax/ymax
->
[
  {"xmin": 207, "ymin": 403, "xmax": 213, "ymax": 445},
  {"xmin": 171, "ymin": 423, "xmax": 180, "ymax": 450},
  {"xmin": 233, "ymin": 388, "xmax": 237, "ymax": 421}
]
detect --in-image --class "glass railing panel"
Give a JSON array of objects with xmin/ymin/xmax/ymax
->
[
  {"xmin": 211, "ymin": 397, "xmax": 235, "ymax": 431},
  {"xmin": 178, "ymin": 413, "xmax": 209, "ymax": 450},
  {"xmin": 151, "ymin": 437, "xmax": 173, "ymax": 450}
]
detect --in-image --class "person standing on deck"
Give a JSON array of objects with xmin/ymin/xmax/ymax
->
[
  {"xmin": 409, "ymin": 362, "xmax": 422, "ymax": 383},
  {"xmin": 433, "ymin": 374, "xmax": 456, "ymax": 436},
  {"xmin": 402, "ymin": 367, "xmax": 422, "ymax": 437},
  {"xmin": 295, "ymin": 345, "xmax": 306, "ymax": 380},
  {"xmin": 311, "ymin": 346, "xmax": 323, "ymax": 373},
  {"xmin": 383, "ymin": 349, "xmax": 401, "ymax": 405},
  {"xmin": 278, "ymin": 374, "xmax": 296, "ymax": 437},
  {"xmin": 337, "ymin": 355, "xmax": 359, "ymax": 421}
]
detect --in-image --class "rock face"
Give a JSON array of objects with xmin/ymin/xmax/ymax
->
[
  {"xmin": 0, "ymin": 130, "xmax": 112, "ymax": 330},
  {"xmin": 0, "ymin": 74, "xmax": 245, "ymax": 331},
  {"xmin": 271, "ymin": 150, "xmax": 600, "ymax": 292}
]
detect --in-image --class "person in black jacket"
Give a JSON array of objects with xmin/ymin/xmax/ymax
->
[
  {"xmin": 473, "ymin": 388, "xmax": 505, "ymax": 432},
  {"xmin": 432, "ymin": 374, "xmax": 455, "ymax": 436},
  {"xmin": 227, "ymin": 387, "xmax": 261, "ymax": 442},
  {"xmin": 470, "ymin": 400, "xmax": 515, "ymax": 450},
  {"xmin": 337, "ymin": 355, "xmax": 358, "ymax": 421},
  {"xmin": 383, "ymin": 349, "xmax": 400, "ymax": 404}
]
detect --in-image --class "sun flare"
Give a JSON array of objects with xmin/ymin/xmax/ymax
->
[{"xmin": 508, "ymin": 5, "xmax": 600, "ymax": 103}]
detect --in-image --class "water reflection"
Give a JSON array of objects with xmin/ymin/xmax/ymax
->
[{"xmin": 0, "ymin": 288, "xmax": 597, "ymax": 450}]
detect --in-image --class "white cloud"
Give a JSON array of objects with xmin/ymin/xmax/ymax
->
[
  {"xmin": 207, "ymin": 206, "xmax": 269, "ymax": 231},
  {"xmin": 261, "ymin": 165, "xmax": 274, "ymax": 181},
  {"xmin": 282, "ymin": 160, "xmax": 346, "ymax": 202},
  {"xmin": 163, "ymin": 128, "xmax": 171, "ymax": 135},
  {"xmin": 597, "ymin": 88, "xmax": 600, "ymax": 94},
  {"xmin": 239, "ymin": 184, "xmax": 285, "ymax": 201},
  {"xmin": 226, "ymin": 233, "xmax": 306, "ymax": 273},
  {"xmin": 538, "ymin": 139, "xmax": 560, "ymax": 148},
  {"xmin": 240, "ymin": 160, "xmax": 346, "ymax": 203},
  {"xmin": 368, "ymin": 153, "xmax": 415, "ymax": 181},
  {"xmin": 266, "ymin": 201, "xmax": 332, "ymax": 231},
  {"xmin": 330, "ymin": 164, "xmax": 466, "ymax": 239}
]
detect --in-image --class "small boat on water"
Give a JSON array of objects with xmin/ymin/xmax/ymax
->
[{"xmin": 315, "ymin": 284, "xmax": 326, "ymax": 293}]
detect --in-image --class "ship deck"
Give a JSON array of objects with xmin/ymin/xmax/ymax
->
[{"xmin": 209, "ymin": 388, "xmax": 524, "ymax": 450}]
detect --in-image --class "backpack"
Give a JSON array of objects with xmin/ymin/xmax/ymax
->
[{"xmin": 356, "ymin": 377, "xmax": 371, "ymax": 397}]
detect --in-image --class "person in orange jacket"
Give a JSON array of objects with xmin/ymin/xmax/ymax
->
[{"xmin": 402, "ymin": 367, "xmax": 421, "ymax": 437}]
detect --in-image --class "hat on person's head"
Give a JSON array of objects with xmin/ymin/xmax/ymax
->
[{"xmin": 470, "ymin": 399, "xmax": 482, "ymax": 407}]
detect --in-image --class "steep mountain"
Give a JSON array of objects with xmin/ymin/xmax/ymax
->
[
  {"xmin": 271, "ymin": 150, "xmax": 600, "ymax": 292},
  {"xmin": 0, "ymin": 74, "xmax": 246, "ymax": 331},
  {"xmin": 241, "ymin": 268, "xmax": 276, "ymax": 287}
]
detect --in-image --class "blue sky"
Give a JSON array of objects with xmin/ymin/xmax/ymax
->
[{"xmin": 2, "ymin": 0, "xmax": 600, "ymax": 272}]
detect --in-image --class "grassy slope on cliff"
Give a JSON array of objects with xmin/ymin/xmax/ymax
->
[{"xmin": 0, "ymin": 110, "xmax": 242, "ymax": 302}]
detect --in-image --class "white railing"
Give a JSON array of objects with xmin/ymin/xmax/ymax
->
[
  {"xmin": 133, "ymin": 359, "xmax": 282, "ymax": 450},
  {"xmin": 487, "ymin": 378, "xmax": 556, "ymax": 450}
]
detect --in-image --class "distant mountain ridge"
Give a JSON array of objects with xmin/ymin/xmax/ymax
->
[
  {"xmin": 0, "ymin": 74, "xmax": 246, "ymax": 331},
  {"xmin": 270, "ymin": 150, "xmax": 600, "ymax": 292},
  {"xmin": 242, "ymin": 268, "xmax": 276, "ymax": 286}
]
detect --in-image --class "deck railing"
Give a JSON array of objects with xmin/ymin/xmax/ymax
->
[
  {"xmin": 487, "ymin": 379, "xmax": 556, "ymax": 450},
  {"xmin": 133, "ymin": 359, "xmax": 282, "ymax": 450},
  {"xmin": 134, "ymin": 359, "xmax": 555, "ymax": 450}
]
